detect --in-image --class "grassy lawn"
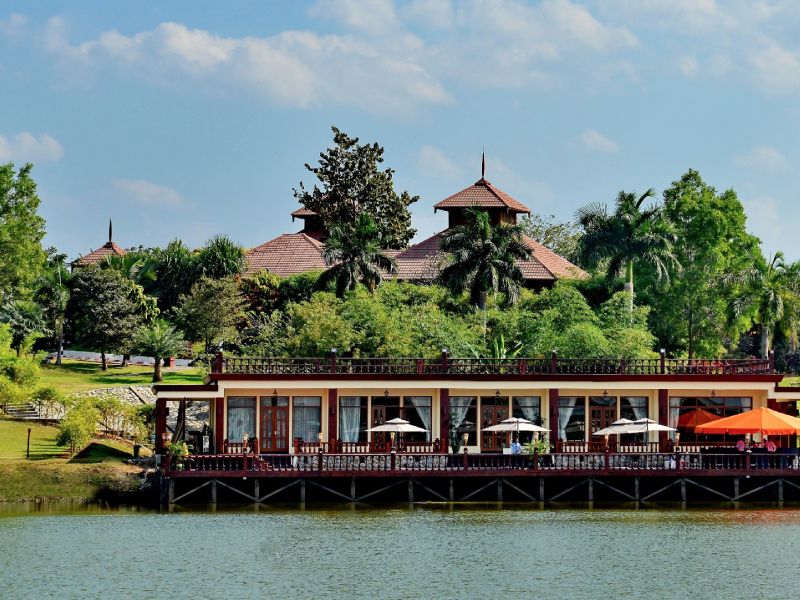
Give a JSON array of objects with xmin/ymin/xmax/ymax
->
[
  {"xmin": 0, "ymin": 416, "xmax": 147, "ymax": 502},
  {"xmin": 40, "ymin": 359, "xmax": 204, "ymax": 394},
  {"xmin": 778, "ymin": 376, "xmax": 799, "ymax": 387}
]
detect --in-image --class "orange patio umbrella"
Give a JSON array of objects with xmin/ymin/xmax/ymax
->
[
  {"xmin": 677, "ymin": 408, "xmax": 723, "ymax": 431},
  {"xmin": 695, "ymin": 407, "xmax": 800, "ymax": 436}
]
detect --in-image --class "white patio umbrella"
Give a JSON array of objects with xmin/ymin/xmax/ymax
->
[
  {"xmin": 367, "ymin": 418, "xmax": 429, "ymax": 450},
  {"xmin": 628, "ymin": 418, "xmax": 676, "ymax": 435},
  {"xmin": 592, "ymin": 418, "xmax": 636, "ymax": 437},
  {"xmin": 366, "ymin": 417, "xmax": 428, "ymax": 434},
  {"xmin": 482, "ymin": 417, "xmax": 548, "ymax": 443}
]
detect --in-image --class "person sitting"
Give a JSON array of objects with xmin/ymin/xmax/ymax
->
[
  {"xmin": 766, "ymin": 441, "xmax": 777, "ymax": 453},
  {"xmin": 736, "ymin": 439, "xmax": 746, "ymax": 452}
]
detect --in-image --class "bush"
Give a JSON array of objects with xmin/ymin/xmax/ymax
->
[
  {"xmin": 31, "ymin": 385, "xmax": 70, "ymax": 419},
  {"xmin": 57, "ymin": 401, "xmax": 100, "ymax": 453}
]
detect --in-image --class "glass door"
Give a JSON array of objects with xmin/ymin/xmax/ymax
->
[{"xmin": 480, "ymin": 397, "xmax": 509, "ymax": 452}]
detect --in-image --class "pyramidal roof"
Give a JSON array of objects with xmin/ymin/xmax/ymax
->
[
  {"xmin": 433, "ymin": 177, "xmax": 531, "ymax": 214},
  {"xmin": 72, "ymin": 219, "xmax": 127, "ymax": 266},
  {"xmin": 244, "ymin": 233, "xmax": 327, "ymax": 277}
]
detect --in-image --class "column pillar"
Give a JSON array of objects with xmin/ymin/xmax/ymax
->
[
  {"xmin": 155, "ymin": 397, "xmax": 168, "ymax": 454},
  {"xmin": 328, "ymin": 389, "xmax": 338, "ymax": 443},
  {"xmin": 549, "ymin": 389, "xmax": 559, "ymax": 445},
  {"xmin": 215, "ymin": 397, "xmax": 225, "ymax": 453},
  {"xmin": 658, "ymin": 389, "xmax": 669, "ymax": 445},
  {"xmin": 440, "ymin": 388, "xmax": 450, "ymax": 449}
]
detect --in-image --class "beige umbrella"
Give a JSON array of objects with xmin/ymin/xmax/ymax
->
[
  {"xmin": 367, "ymin": 417, "xmax": 428, "ymax": 434},
  {"xmin": 482, "ymin": 417, "xmax": 548, "ymax": 434},
  {"xmin": 592, "ymin": 418, "xmax": 636, "ymax": 437}
]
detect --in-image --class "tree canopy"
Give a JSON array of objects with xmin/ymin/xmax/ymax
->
[{"xmin": 294, "ymin": 127, "xmax": 418, "ymax": 249}]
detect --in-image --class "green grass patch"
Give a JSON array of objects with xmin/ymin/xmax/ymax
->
[
  {"xmin": 40, "ymin": 359, "xmax": 204, "ymax": 394},
  {"xmin": 0, "ymin": 417, "xmax": 145, "ymax": 501},
  {"xmin": 778, "ymin": 376, "xmax": 800, "ymax": 387}
]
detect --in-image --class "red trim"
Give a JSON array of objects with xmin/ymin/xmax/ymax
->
[
  {"xmin": 440, "ymin": 388, "xmax": 450, "ymax": 443},
  {"xmin": 215, "ymin": 397, "xmax": 224, "ymax": 453},
  {"xmin": 155, "ymin": 398, "xmax": 168, "ymax": 454},
  {"xmin": 206, "ymin": 373, "xmax": 783, "ymax": 383},
  {"xmin": 549, "ymin": 389, "xmax": 559, "ymax": 443},
  {"xmin": 328, "ymin": 388, "xmax": 337, "ymax": 443},
  {"xmin": 658, "ymin": 389, "xmax": 669, "ymax": 444},
  {"xmin": 154, "ymin": 383, "xmax": 218, "ymax": 392}
]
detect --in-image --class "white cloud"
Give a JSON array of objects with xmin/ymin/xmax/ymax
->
[
  {"xmin": 400, "ymin": 0, "xmax": 455, "ymax": 29},
  {"xmin": 40, "ymin": 18, "xmax": 451, "ymax": 116},
  {"xmin": 742, "ymin": 195, "xmax": 784, "ymax": 247},
  {"xmin": 483, "ymin": 155, "xmax": 554, "ymax": 203},
  {"xmin": 0, "ymin": 132, "xmax": 64, "ymax": 163},
  {"xmin": 733, "ymin": 145, "xmax": 790, "ymax": 172},
  {"xmin": 113, "ymin": 179, "xmax": 185, "ymax": 207},
  {"xmin": 749, "ymin": 43, "xmax": 800, "ymax": 94},
  {"xmin": 578, "ymin": 129, "xmax": 619, "ymax": 153},
  {"xmin": 680, "ymin": 55, "xmax": 699, "ymax": 78},
  {"xmin": 0, "ymin": 13, "xmax": 28, "ymax": 41},
  {"xmin": 308, "ymin": 0, "xmax": 401, "ymax": 36},
  {"xmin": 415, "ymin": 146, "xmax": 461, "ymax": 180}
]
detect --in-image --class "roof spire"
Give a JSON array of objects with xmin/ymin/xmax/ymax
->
[
  {"xmin": 481, "ymin": 148, "xmax": 485, "ymax": 179},
  {"xmin": 108, "ymin": 218, "xmax": 113, "ymax": 243}
]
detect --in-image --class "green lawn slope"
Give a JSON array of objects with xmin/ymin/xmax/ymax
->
[{"xmin": 40, "ymin": 359, "xmax": 204, "ymax": 394}]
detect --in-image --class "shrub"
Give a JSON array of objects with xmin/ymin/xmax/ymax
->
[
  {"xmin": 57, "ymin": 401, "xmax": 100, "ymax": 453},
  {"xmin": 31, "ymin": 385, "xmax": 70, "ymax": 419}
]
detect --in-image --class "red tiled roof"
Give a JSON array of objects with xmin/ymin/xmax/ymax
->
[
  {"xmin": 434, "ymin": 179, "xmax": 531, "ymax": 214},
  {"xmin": 391, "ymin": 232, "xmax": 586, "ymax": 282},
  {"xmin": 291, "ymin": 207, "xmax": 317, "ymax": 218},
  {"xmin": 245, "ymin": 233, "xmax": 328, "ymax": 277},
  {"xmin": 73, "ymin": 241, "xmax": 127, "ymax": 266}
]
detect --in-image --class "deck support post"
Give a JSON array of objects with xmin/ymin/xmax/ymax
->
[
  {"xmin": 588, "ymin": 477, "xmax": 594, "ymax": 502},
  {"xmin": 634, "ymin": 476, "xmax": 640, "ymax": 501},
  {"xmin": 351, "ymin": 477, "xmax": 356, "ymax": 501},
  {"xmin": 254, "ymin": 480, "xmax": 259, "ymax": 502},
  {"xmin": 497, "ymin": 478, "xmax": 503, "ymax": 502},
  {"xmin": 211, "ymin": 479, "xmax": 217, "ymax": 504},
  {"xmin": 681, "ymin": 478, "xmax": 687, "ymax": 503},
  {"xmin": 449, "ymin": 478, "xmax": 454, "ymax": 501},
  {"xmin": 778, "ymin": 478, "xmax": 784, "ymax": 505},
  {"xmin": 539, "ymin": 478, "xmax": 545, "ymax": 502},
  {"xmin": 733, "ymin": 477, "xmax": 739, "ymax": 501},
  {"xmin": 408, "ymin": 479, "xmax": 414, "ymax": 503},
  {"xmin": 168, "ymin": 478, "xmax": 175, "ymax": 504},
  {"xmin": 300, "ymin": 479, "xmax": 306, "ymax": 503}
]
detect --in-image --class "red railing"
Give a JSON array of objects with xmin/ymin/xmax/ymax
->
[
  {"xmin": 215, "ymin": 352, "xmax": 774, "ymax": 377},
  {"xmin": 222, "ymin": 438, "xmax": 259, "ymax": 454},
  {"xmin": 165, "ymin": 449, "xmax": 800, "ymax": 475},
  {"xmin": 294, "ymin": 439, "xmax": 446, "ymax": 454}
]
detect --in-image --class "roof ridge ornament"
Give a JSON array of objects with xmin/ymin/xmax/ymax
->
[{"xmin": 109, "ymin": 218, "xmax": 113, "ymax": 243}]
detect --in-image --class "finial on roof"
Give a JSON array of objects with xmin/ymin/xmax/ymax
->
[
  {"xmin": 109, "ymin": 218, "xmax": 113, "ymax": 243},
  {"xmin": 482, "ymin": 149, "xmax": 485, "ymax": 179}
]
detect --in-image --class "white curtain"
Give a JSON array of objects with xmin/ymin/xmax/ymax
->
[
  {"xmin": 514, "ymin": 397, "xmax": 540, "ymax": 422},
  {"xmin": 558, "ymin": 397, "xmax": 579, "ymax": 441},
  {"xmin": 669, "ymin": 404, "xmax": 681, "ymax": 441},
  {"xmin": 227, "ymin": 397, "xmax": 256, "ymax": 442},
  {"xmin": 293, "ymin": 397, "xmax": 321, "ymax": 442},
  {"xmin": 407, "ymin": 396, "xmax": 432, "ymax": 441},
  {"xmin": 450, "ymin": 397, "xmax": 474, "ymax": 430},
  {"xmin": 340, "ymin": 397, "xmax": 362, "ymax": 443}
]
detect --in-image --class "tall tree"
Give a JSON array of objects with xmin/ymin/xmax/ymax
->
[
  {"xmin": 195, "ymin": 234, "xmax": 246, "ymax": 279},
  {"xmin": 103, "ymin": 251, "xmax": 157, "ymax": 290},
  {"xmin": 575, "ymin": 188, "xmax": 679, "ymax": 308},
  {"xmin": 131, "ymin": 322, "xmax": 185, "ymax": 383},
  {"xmin": 67, "ymin": 267, "xmax": 144, "ymax": 370},
  {"xmin": 641, "ymin": 170, "xmax": 762, "ymax": 357},
  {"xmin": 175, "ymin": 276, "xmax": 247, "ymax": 355},
  {"xmin": 318, "ymin": 212, "xmax": 397, "ymax": 297},
  {"xmin": 519, "ymin": 213, "xmax": 580, "ymax": 260},
  {"xmin": 437, "ymin": 206, "xmax": 532, "ymax": 310},
  {"xmin": 294, "ymin": 127, "xmax": 418, "ymax": 249},
  {"xmin": 151, "ymin": 239, "xmax": 197, "ymax": 312},
  {"xmin": 34, "ymin": 251, "xmax": 71, "ymax": 365},
  {"xmin": 0, "ymin": 163, "xmax": 46, "ymax": 299},
  {"xmin": 724, "ymin": 251, "xmax": 800, "ymax": 358}
]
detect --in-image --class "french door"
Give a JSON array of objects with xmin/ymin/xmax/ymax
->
[
  {"xmin": 480, "ymin": 402, "xmax": 509, "ymax": 452},
  {"xmin": 261, "ymin": 406, "xmax": 289, "ymax": 453}
]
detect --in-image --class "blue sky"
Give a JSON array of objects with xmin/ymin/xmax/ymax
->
[{"xmin": 1, "ymin": 0, "xmax": 799, "ymax": 261}]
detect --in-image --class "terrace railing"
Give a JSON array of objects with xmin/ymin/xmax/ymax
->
[{"xmin": 214, "ymin": 351, "xmax": 774, "ymax": 377}]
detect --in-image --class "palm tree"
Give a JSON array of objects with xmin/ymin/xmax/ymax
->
[
  {"xmin": 725, "ymin": 251, "xmax": 800, "ymax": 358},
  {"xmin": 131, "ymin": 322, "xmax": 185, "ymax": 383},
  {"xmin": 437, "ymin": 206, "xmax": 532, "ymax": 311},
  {"xmin": 575, "ymin": 189, "xmax": 679, "ymax": 308},
  {"xmin": 103, "ymin": 252, "xmax": 157, "ymax": 290},
  {"xmin": 318, "ymin": 212, "xmax": 397, "ymax": 297}
]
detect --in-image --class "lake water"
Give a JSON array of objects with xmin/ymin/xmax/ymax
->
[{"xmin": 1, "ymin": 503, "xmax": 798, "ymax": 600}]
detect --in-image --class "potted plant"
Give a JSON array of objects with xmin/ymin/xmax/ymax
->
[
  {"xmin": 522, "ymin": 438, "xmax": 552, "ymax": 467},
  {"xmin": 166, "ymin": 440, "xmax": 193, "ymax": 471}
]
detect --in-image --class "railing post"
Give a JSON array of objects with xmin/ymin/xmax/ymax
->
[
  {"xmin": 769, "ymin": 350, "xmax": 775, "ymax": 374},
  {"xmin": 330, "ymin": 348, "xmax": 337, "ymax": 373},
  {"xmin": 551, "ymin": 350, "xmax": 557, "ymax": 374},
  {"xmin": 318, "ymin": 446, "xmax": 324, "ymax": 472},
  {"xmin": 462, "ymin": 447, "xmax": 468, "ymax": 470},
  {"xmin": 660, "ymin": 348, "xmax": 666, "ymax": 375},
  {"xmin": 442, "ymin": 348, "xmax": 448, "ymax": 373},
  {"xmin": 215, "ymin": 351, "xmax": 224, "ymax": 373},
  {"xmin": 520, "ymin": 358, "xmax": 527, "ymax": 375},
  {"xmin": 532, "ymin": 450, "xmax": 538, "ymax": 471}
]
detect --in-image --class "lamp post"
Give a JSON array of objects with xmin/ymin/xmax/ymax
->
[
  {"xmin": 243, "ymin": 433, "xmax": 249, "ymax": 454},
  {"xmin": 462, "ymin": 432, "xmax": 469, "ymax": 454},
  {"xmin": 390, "ymin": 431, "xmax": 396, "ymax": 451}
]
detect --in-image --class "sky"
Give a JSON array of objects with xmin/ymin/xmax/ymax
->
[{"xmin": 1, "ymin": 0, "xmax": 800, "ymax": 262}]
